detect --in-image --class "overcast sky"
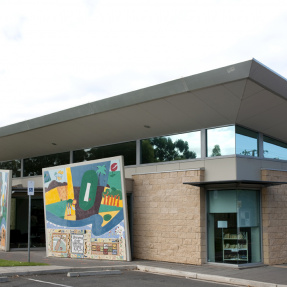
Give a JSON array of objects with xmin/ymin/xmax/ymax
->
[{"xmin": 1, "ymin": 0, "xmax": 287, "ymax": 127}]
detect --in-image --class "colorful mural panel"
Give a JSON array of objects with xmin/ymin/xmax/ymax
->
[
  {"xmin": 0, "ymin": 170, "xmax": 11, "ymax": 252},
  {"xmin": 43, "ymin": 157, "xmax": 130, "ymax": 260}
]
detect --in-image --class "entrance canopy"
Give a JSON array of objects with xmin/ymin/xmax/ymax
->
[{"xmin": 184, "ymin": 180, "xmax": 287, "ymax": 189}]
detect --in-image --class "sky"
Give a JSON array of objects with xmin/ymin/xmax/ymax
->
[{"xmin": 1, "ymin": 0, "xmax": 287, "ymax": 127}]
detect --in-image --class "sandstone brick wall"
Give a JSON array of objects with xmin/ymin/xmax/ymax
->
[
  {"xmin": 132, "ymin": 169, "xmax": 206, "ymax": 265},
  {"xmin": 262, "ymin": 169, "xmax": 287, "ymax": 265}
]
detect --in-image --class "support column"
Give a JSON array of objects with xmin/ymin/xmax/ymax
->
[
  {"xmin": 201, "ymin": 129, "xmax": 206, "ymax": 158},
  {"xmin": 136, "ymin": 140, "xmax": 141, "ymax": 165}
]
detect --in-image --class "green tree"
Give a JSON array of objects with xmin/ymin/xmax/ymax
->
[
  {"xmin": 174, "ymin": 139, "xmax": 196, "ymax": 160},
  {"xmin": 96, "ymin": 165, "xmax": 107, "ymax": 186},
  {"xmin": 241, "ymin": 149, "xmax": 251, "ymax": 156},
  {"xmin": 150, "ymin": 137, "xmax": 177, "ymax": 161},
  {"xmin": 241, "ymin": 149, "xmax": 257, "ymax": 156},
  {"xmin": 81, "ymin": 141, "xmax": 136, "ymax": 165},
  {"xmin": 144, "ymin": 137, "xmax": 196, "ymax": 162},
  {"xmin": 24, "ymin": 152, "xmax": 70, "ymax": 176},
  {"xmin": 0, "ymin": 160, "xmax": 21, "ymax": 177},
  {"xmin": 211, "ymin": 144, "xmax": 221, "ymax": 157},
  {"xmin": 141, "ymin": 140, "xmax": 155, "ymax": 164}
]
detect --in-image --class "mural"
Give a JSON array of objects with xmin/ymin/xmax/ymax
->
[
  {"xmin": 0, "ymin": 170, "xmax": 11, "ymax": 251},
  {"xmin": 43, "ymin": 156, "xmax": 130, "ymax": 260}
]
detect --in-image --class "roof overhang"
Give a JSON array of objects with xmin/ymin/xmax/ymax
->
[
  {"xmin": 0, "ymin": 59, "xmax": 287, "ymax": 161},
  {"xmin": 184, "ymin": 180, "xmax": 287, "ymax": 189}
]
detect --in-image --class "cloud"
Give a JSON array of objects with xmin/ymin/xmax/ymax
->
[
  {"xmin": 0, "ymin": 0, "xmax": 287, "ymax": 127},
  {"xmin": 2, "ymin": 19, "xmax": 24, "ymax": 41}
]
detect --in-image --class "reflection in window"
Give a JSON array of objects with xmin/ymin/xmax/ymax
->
[
  {"xmin": 236, "ymin": 126, "xmax": 258, "ymax": 157},
  {"xmin": 23, "ymin": 152, "xmax": 70, "ymax": 176},
  {"xmin": 263, "ymin": 136, "xmax": 287, "ymax": 160},
  {"xmin": 73, "ymin": 141, "xmax": 136, "ymax": 166},
  {"xmin": 141, "ymin": 131, "xmax": 200, "ymax": 164},
  {"xmin": 207, "ymin": 126, "xmax": 235, "ymax": 157},
  {"xmin": 0, "ymin": 160, "xmax": 21, "ymax": 178}
]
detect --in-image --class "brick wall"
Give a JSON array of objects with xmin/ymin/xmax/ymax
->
[
  {"xmin": 132, "ymin": 169, "xmax": 206, "ymax": 265},
  {"xmin": 262, "ymin": 169, "xmax": 287, "ymax": 265}
]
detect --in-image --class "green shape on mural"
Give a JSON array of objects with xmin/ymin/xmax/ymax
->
[
  {"xmin": 99, "ymin": 205, "xmax": 122, "ymax": 213},
  {"xmin": 79, "ymin": 170, "xmax": 98, "ymax": 211},
  {"xmin": 103, "ymin": 214, "xmax": 112, "ymax": 221},
  {"xmin": 46, "ymin": 201, "xmax": 68, "ymax": 218},
  {"xmin": 107, "ymin": 171, "xmax": 122, "ymax": 190}
]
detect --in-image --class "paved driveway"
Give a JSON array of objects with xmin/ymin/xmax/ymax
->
[{"xmin": 3, "ymin": 271, "xmax": 236, "ymax": 287}]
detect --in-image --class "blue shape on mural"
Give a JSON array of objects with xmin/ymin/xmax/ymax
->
[
  {"xmin": 0, "ymin": 217, "xmax": 6, "ymax": 229},
  {"xmin": 46, "ymin": 209, "xmax": 124, "ymax": 236}
]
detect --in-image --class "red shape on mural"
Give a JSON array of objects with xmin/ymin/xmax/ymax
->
[{"xmin": 111, "ymin": 163, "xmax": 118, "ymax": 172}]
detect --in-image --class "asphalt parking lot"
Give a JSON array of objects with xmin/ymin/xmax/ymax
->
[{"xmin": 2, "ymin": 271, "xmax": 236, "ymax": 287}]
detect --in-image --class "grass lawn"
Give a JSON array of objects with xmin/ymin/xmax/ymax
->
[{"xmin": 0, "ymin": 259, "xmax": 49, "ymax": 267}]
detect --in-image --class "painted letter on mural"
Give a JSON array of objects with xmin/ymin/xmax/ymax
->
[{"xmin": 42, "ymin": 156, "xmax": 130, "ymax": 260}]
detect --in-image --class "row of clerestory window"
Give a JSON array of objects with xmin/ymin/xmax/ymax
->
[{"xmin": 1, "ymin": 125, "xmax": 287, "ymax": 178}]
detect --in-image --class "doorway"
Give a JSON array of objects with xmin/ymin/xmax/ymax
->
[
  {"xmin": 10, "ymin": 193, "xmax": 45, "ymax": 249},
  {"xmin": 207, "ymin": 189, "xmax": 261, "ymax": 265}
]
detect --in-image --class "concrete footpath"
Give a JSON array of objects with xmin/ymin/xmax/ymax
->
[{"xmin": 0, "ymin": 250, "xmax": 286, "ymax": 287}]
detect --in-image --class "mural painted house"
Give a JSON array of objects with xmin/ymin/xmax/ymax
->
[
  {"xmin": 1, "ymin": 59, "xmax": 287, "ymax": 266},
  {"xmin": 0, "ymin": 170, "xmax": 11, "ymax": 252},
  {"xmin": 43, "ymin": 157, "xmax": 130, "ymax": 261}
]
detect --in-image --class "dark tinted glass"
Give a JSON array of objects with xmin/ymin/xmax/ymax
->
[
  {"xmin": 0, "ymin": 160, "xmax": 21, "ymax": 178},
  {"xmin": 141, "ymin": 131, "xmax": 200, "ymax": 164},
  {"xmin": 236, "ymin": 126, "xmax": 258, "ymax": 157},
  {"xmin": 263, "ymin": 136, "xmax": 287, "ymax": 160},
  {"xmin": 73, "ymin": 141, "xmax": 136, "ymax": 166},
  {"xmin": 23, "ymin": 152, "xmax": 70, "ymax": 176}
]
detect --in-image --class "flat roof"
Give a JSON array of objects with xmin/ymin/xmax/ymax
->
[{"xmin": 1, "ymin": 59, "xmax": 287, "ymax": 161}]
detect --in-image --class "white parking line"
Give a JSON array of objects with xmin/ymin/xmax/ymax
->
[{"xmin": 26, "ymin": 278, "xmax": 73, "ymax": 287}]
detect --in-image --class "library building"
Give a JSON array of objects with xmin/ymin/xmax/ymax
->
[{"xmin": 0, "ymin": 59, "xmax": 287, "ymax": 267}]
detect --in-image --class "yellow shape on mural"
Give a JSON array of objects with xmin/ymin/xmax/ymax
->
[
  {"xmin": 99, "ymin": 210, "xmax": 120, "ymax": 227},
  {"xmin": 66, "ymin": 167, "xmax": 74, "ymax": 200},
  {"xmin": 45, "ymin": 188, "xmax": 61, "ymax": 205},
  {"xmin": 100, "ymin": 197, "xmax": 123, "ymax": 208},
  {"xmin": 64, "ymin": 199, "xmax": 77, "ymax": 220},
  {"xmin": 1, "ymin": 228, "xmax": 5, "ymax": 247}
]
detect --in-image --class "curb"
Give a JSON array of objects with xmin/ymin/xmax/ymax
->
[
  {"xmin": 136, "ymin": 265, "xmax": 287, "ymax": 287},
  {"xmin": 0, "ymin": 265, "xmax": 137, "ymax": 277},
  {"xmin": 1, "ymin": 264, "xmax": 287, "ymax": 287},
  {"xmin": 67, "ymin": 270, "xmax": 122, "ymax": 277}
]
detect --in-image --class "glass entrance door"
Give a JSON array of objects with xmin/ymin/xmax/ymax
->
[{"xmin": 207, "ymin": 189, "xmax": 261, "ymax": 265}]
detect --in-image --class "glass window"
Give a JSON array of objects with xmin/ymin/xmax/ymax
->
[
  {"xmin": 207, "ymin": 126, "xmax": 235, "ymax": 157},
  {"xmin": 208, "ymin": 190, "xmax": 237, "ymax": 213},
  {"xmin": 263, "ymin": 136, "xmax": 287, "ymax": 160},
  {"xmin": 23, "ymin": 152, "xmax": 70, "ymax": 176},
  {"xmin": 207, "ymin": 189, "xmax": 261, "ymax": 265},
  {"xmin": 141, "ymin": 131, "xmax": 201, "ymax": 164},
  {"xmin": 73, "ymin": 141, "xmax": 136, "ymax": 166},
  {"xmin": 236, "ymin": 126, "xmax": 258, "ymax": 157},
  {"xmin": 0, "ymin": 160, "xmax": 21, "ymax": 178}
]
